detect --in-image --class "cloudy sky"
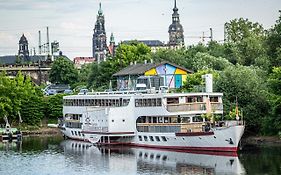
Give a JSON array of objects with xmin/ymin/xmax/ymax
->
[{"xmin": 0, "ymin": 0, "xmax": 280, "ymax": 59}]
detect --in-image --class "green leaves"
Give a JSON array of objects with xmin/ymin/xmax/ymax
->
[
  {"xmin": 0, "ymin": 71, "xmax": 44, "ymax": 125},
  {"xmin": 49, "ymin": 57, "xmax": 78, "ymax": 85}
]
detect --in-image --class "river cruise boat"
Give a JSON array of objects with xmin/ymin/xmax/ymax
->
[{"xmin": 59, "ymin": 75, "xmax": 245, "ymax": 152}]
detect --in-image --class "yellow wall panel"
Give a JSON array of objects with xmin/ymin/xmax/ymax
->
[
  {"xmin": 175, "ymin": 68, "xmax": 187, "ymax": 75},
  {"xmin": 145, "ymin": 68, "xmax": 157, "ymax": 76}
]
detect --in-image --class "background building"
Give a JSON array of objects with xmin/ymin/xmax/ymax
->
[
  {"xmin": 92, "ymin": 3, "xmax": 107, "ymax": 63},
  {"xmin": 113, "ymin": 61, "xmax": 192, "ymax": 90},
  {"xmin": 73, "ymin": 57, "xmax": 96, "ymax": 69}
]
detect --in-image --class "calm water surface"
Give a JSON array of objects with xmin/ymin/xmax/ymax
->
[{"xmin": 0, "ymin": 136, "xmax": 280, "ymax": 175}]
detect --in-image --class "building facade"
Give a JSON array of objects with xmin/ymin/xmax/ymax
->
[
  {"xmin": 113, "ymin": 61, "xmax": 193, "ymax": 90},
  {"xmin": 92, "ymin": 3, "xmax": 107, "ymax": 63},
  {"xmin": 168, "ymin": 0, "xmax": 184, "ymax": 47},
  {"xmin": 73, "ymin": 57, "xmax": 96, "ymax": 69}
]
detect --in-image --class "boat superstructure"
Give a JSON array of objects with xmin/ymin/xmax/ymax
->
[{"xmin": 59, "ymin": 88, "xmax": 244, "ymax": 152}]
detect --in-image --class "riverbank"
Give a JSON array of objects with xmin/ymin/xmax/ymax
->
[
  {"xmin": 242, "ymin": 136, "xmax": 281, "ymax": 146},
  {"xmin": 21, "ymin": 127, "xmax": 61, "ymax": 136}
]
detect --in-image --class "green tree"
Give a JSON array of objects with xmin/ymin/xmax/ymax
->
[
  {"xmin": 215, "ymin": 65, "xmax": 269, "ymax": 133},
  {"xmin": 190, "ymin": 52, "xmax": 232, "ymax": 71},
  {"xmin": 114, "ymin": 42, "xmax": 151, "ymax": 66},
  {"xmin": 49, "ymin": 57, "xmax": 78, "ymax": 85},
  {"xmin": 45, "ymin": 94, "xmax": 64, "ymax": 120},
  {"xmin": 225, "ymin": 18, "xmax": 265, "ymax": 43},
  {"xmin": 267, "ymin": 10, "xmax": 281, "ymax": 67},
  {"xmin": 182, "ymin": 69, "xmax": 219, "ymax": 92},
  {"xmin": 224, "ymin": 18, "xmax": 268, "ymax": 67},
  {"xmin": 262, "ymin": 67, "xmax": 281, "ymax": 135}
]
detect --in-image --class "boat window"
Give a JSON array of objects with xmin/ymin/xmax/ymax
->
[
  {"xmin": 138, "ymin": 135, "xmax": 142, "ymax": 141},
  {"xmin": 71, "ymin": 131, "xmax": 74, "ymax": 135},
  {"xmin": 193, "ymin": 116, "xmax": 203, "ymax": 122},
  {"xmin": 122, "ymin": 119, "xmax": 125, "ymax": 122},
  {"xmin": 135, "ymin": 98, "xmax": 162, "ymax": 107},
  {"xmin": 112, "ymin": 120, "xmax": 114, "ymax": 122},
  {"xmin": 186, "ymin": 96, "xmax": 203, "ymax": 103},
  {"xmin": 75, "ymin": 131, "xmax": 77, "ymax": 136},
  {"xmin": 156, "ymin": 155, "xmax": 161, "ymax": 160},
  {"xmin": 167, "ymin": 97, "xmax": 179, "ymax": 104},
  {"xmin": 161, "ymin": 136, "xmax": 167, "ymax": 142},
  {"xmin": 210, "ymin": 96, "xmax": 219, "ymax": 102},
  {"xmin": 149, "ymin": 136, "xmax": 154, "ymax": 142},
  {"xmin": 157, "ymin": 98, "xmax": 162, "ymax": 106},
  {"xmin": 144, "ymin": 136, "xmax": 148, "ymax": 141},
  {"xmin": 155, "ymin": 136, "xmax": 160, "ymax": 142}
]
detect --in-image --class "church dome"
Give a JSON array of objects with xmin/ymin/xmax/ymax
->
[{"xmin": 169, "ymin": 23, "xmax": 184, "ymax": 33}]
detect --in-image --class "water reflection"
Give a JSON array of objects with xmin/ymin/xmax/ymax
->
[
  {"xmin": 60, "ymin": 140, "xmax": 245, "ymax": 175},
  {"xmin": 2, "ymin": 137, "xmax": 280, "ymax": 175}
]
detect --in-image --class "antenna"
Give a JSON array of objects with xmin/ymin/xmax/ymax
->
[
  {"xmin": 46, "ymin": 26, "xmax": 50, "ymax": 55},
  {"xmin": 38, "ymin": 30, "xmax": 41, "ymax": 54},
  {"xmin": 210, "ymin": 28, "xmax": 213, "ymax": 41}
]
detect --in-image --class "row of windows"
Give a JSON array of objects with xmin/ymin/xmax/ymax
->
[
  {"xmin": 71, "ymin": 130, "xmax": 84, "ymax": 137},
  {"xmin": 167, "ymin": 96, "xmax": 220, "ymax": 104},
  {"xmin": 138, "ymin": 152, "xmax": 167, "ymax": 161},
  {"xmin": 63, "ymin": 98, "xmax": 130, "ymax": 107},
  {"xmin": 138, "ymin": 135, "xmax": 167, "ymax": 142},
  {"xmin": 65, "ymin": 114, "xmax": 82, "ymax": 120},
  {"xmin": 135, "ymin": 98, "xmax": 162, "ymax": 107}
]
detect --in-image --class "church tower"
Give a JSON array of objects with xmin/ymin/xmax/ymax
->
[
  {"xmin": 92, "ymin": 3, "xmax": 107, "ymax": 63},
  {"xmin": 168, "ymin": 0, "xmax": 184, "ymax": 47},
  {"xmin": 18, "ymin": 34, "xmax": 29, "ymax": 60}
]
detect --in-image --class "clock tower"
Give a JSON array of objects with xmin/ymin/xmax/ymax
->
[{"xmin": 168, "ymin": 0, "xmax": 184, "ymax": 47}]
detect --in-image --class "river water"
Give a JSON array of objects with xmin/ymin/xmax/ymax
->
[{"xmin": 0, "ymin": 136, "xmax": 280, "ymax": 175}]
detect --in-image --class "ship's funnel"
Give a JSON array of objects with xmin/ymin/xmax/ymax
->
[{"xmin": 202, "ymin": 74, "xmax": 213, "ymax": 93}]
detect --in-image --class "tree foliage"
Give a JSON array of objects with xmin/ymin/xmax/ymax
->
[
  {"xmin": 0, "ymin": 71, "xmax": 44, "ymax": 125},
  {"xmin": 266, "ymin": 10, "xmax": 281, "ymax": 67},
  {"xmin": 215, "ymin": 65, "xmax": 269, "ymax": 132},
  {"xmin": 49, "ymin": 57, "xmax": 78, "ymax": 85}
]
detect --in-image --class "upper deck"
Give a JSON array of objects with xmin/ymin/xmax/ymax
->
[{"xmin": 63, "ymin": 90, "xmax": 223, "ymax": 115}]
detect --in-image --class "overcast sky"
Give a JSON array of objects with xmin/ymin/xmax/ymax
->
[{"xmin": 0, "ymin": 0, "xmax": 280, "ymax": 59}]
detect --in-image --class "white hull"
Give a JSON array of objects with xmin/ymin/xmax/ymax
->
[{"xmin": 83, "ymin": 125, "xmax": 244, "ymax": 152}]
